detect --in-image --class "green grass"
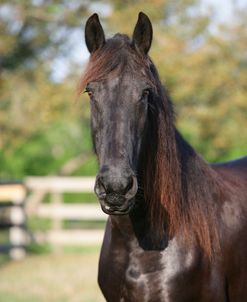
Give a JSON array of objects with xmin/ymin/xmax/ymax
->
[
  {"xmin": 63, "ymin": 193, "xmax": 97, "ymax": 204},
  {"xmin": 42, "ymin": 192, "xmax": 98, "ymax": 204},
  {"xmin": 27, "ymin": 217, "xmax": 52, "ymax": 231},
  {"xmin": 27, "ymin": 218, "xmax": 105, "ymax": 239},
  {"xmin": 0, "ymin": 248, "xmax": 104, "ymax": 302},
  {"xmin": 63, "ymin": 219, "xmax": 106, "ymax": 230},
  {"xmin": 0, "ymin": 230, "xmax": 9, "ymax": 243}
]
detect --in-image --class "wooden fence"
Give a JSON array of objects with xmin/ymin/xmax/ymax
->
[
  {"xmin": 0, "ymin": 177, "xmax": 107, "ymax": 258},
  {"xmin": 25, "ymin": 176, "xmax": 107, "ymax": 246}
]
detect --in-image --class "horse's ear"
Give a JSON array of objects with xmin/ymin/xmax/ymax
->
[
  {"xmin": 132, "ymin": 12, "xmax": 153, "ymax": 55},
  {"xmin": 85, "ymin": 13, "xmax": 105, "ymax": 53}
]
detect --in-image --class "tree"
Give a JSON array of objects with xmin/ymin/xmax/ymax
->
[{"xmin": 0, "ymin": 1, "xmax": 94, "ymax": 177}]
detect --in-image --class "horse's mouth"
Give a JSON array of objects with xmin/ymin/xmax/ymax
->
[{"xmin": 100, "ymin": 198, "xmax": 135, "ymax": 215}]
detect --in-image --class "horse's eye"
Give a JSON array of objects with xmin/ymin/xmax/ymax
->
[
  {"xmin": 142, "ymin": 89, "xmax": 149, "ymax": 98},
  {"xmin": 84, "ymin": 87, "xmax": 93, "ymax": 97}
]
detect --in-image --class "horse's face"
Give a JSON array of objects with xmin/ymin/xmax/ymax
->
[
  {"xmin": 84, "ymin": 13, "xmax": 153, "ymax": 215},
  {"xmin": 87, "ymin": 74, "xmax": 150, "ymax": 214}
]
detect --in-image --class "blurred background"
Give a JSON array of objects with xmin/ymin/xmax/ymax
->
[{"xmin": 0, "ymin": 0, "xmax": 246, "ymax": 301}]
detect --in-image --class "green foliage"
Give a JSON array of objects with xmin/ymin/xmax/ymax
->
[
  {"xmin": 0, "ymin": 119, "xmax": 92, "ymax": 177},
  {"xmin": 26, "ymin": 242, "xmax": 52, "ymax": 255},
  {"xmin": 63, "ymin": 192, "xmax": 97, "ymax": 203},
  {"xmin": 63, "ymin": 220, "xmax": 106, "ymax": 230},
  {"xmin": 27, "ymin": 217, "xmax": 52, "ymax": 231},
  {"xmin": 0, "ymin": 0, "xmax": 246, "ymax": 178}
]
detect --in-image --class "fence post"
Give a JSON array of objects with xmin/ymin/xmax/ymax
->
[
  {"xmin": 9, "ymin": 185, "xmax": 27, "ymax": 260},
  {"xmin": 0, "ymin": 183, "xmax": 27, "ymax": 260},
  {"xmin": 51, "ymin": 191, "xmax": 63, "ymax": 252}
]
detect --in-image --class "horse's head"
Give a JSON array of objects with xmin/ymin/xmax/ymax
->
[{"xmin": 83, "ymin": 13, "xmax": 153, "ymax": 215}]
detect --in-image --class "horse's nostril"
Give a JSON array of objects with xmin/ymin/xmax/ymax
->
[
  {"xmin": 125, "ymin": 176, "xmax": 134, "ymax": 193},
  {"xmin": 95, "ymin": 169, "xmax": 138, "ymax": 199},
  {"xmin": 125, "ymin": 176, "xmax": 138, "ymax": 199},
  {"xmin": 95, "ymin": 176, "xmax": 107, "ymax": 199},
  {"xmin": 97, "ymin": 175, "xmax": 103, "ymax": 185},
  {"xmin": 99, "ymin": 191, "xmax": 107, "ymax": 199}
]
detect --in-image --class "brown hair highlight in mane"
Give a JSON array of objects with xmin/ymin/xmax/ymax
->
[{"xmin": 143, "ymin": 62, "xmax": 222, "ymax": 259}]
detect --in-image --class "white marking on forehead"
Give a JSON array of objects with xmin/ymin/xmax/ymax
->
[{"xmin": 107, "ymin": 76, "xmax": 120, "ymax": 89}]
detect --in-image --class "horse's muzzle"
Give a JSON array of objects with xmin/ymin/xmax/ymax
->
[{"xmin": 94, "ymin": 170, "xmax": 138, "ymax": 214}]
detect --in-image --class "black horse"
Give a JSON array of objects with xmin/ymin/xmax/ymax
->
[{"xmin": 80, "ymin": 12, "xmax": 247, "ymax": 302}]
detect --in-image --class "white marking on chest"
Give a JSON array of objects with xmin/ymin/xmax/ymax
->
[
  {"xmin": 160, "ymin": 238, "xmax": 194, "ymax": 301},
  {"xmin": 123, "ymin": 237, "xmax": 195, "ymax": 301}
]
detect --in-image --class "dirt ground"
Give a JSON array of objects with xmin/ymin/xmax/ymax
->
[{"xmin": 0, "ymin": 249, "xmax": 104, "ymax": 302}]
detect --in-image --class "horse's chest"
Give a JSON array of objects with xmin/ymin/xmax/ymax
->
[
  {"xmin": 121, "ymin": 250, "xmax": 163, "ymax": 301},
  {"xmin": 119, "ymin": 240, "xmax": 200, "ymax": 302},
  {"xmin": 101, "ymin": 239, "xmax": 225, "ymax": 302}
]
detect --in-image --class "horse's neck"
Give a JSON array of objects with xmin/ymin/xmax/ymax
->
[
  {"xmin": 110, "ymin": 196, "xmax": 169, "ymax": 250},
  {"xmin": 175, "ymin": 130, "xmax": 221, "ymax": 193},
  {"xmin": 110, "ymin": 215, "xmax": 135, "ymax": 239},
  {"xmin": 109, "ymin": 131, "xmax": 222, "ymax": 253}
]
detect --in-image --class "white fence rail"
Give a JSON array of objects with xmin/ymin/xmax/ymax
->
[
  {"xmin": 25, "ymin": 177, "xmax": 96, "ymax": 192},
  {"xmin": 35, "ymin": 230, "xmax": 105, "ymax": 246},
  {"xmin": 36, "ymin": 204, "xmax": 105, "ymax": 220}
]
